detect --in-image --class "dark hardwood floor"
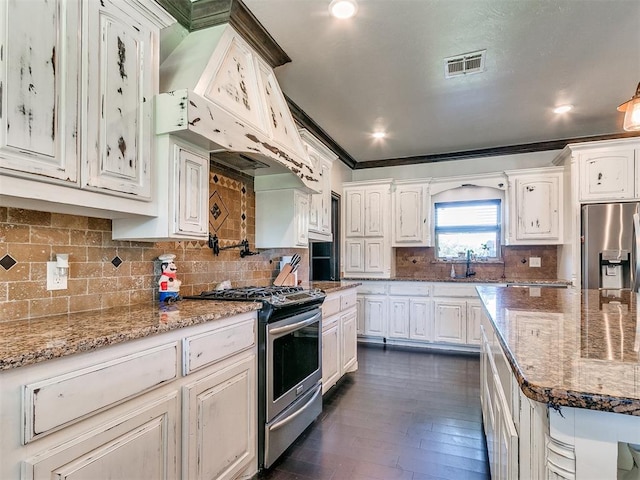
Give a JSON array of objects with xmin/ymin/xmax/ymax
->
[{"xmin": 258, "ymin": 344, "xmax": 490, "ymax": 480}]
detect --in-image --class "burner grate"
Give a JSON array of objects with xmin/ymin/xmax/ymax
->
[{"xmin": 192, "ymin": 285, "xmax": 304, "ymax": 300}]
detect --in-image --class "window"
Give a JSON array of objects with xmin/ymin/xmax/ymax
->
[{"xmin": 434, "ymin": 200, "xmax": 501, "ymax": 259}]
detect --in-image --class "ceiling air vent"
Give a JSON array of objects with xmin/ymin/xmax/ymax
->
[{"xmin": 444, "ymin": 50, "xmax": 486, "ymax": 78}]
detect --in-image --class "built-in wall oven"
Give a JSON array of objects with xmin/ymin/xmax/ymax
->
[{"xmin": 185, "ymin": 286, "xmax": 325, "ymax": 469}]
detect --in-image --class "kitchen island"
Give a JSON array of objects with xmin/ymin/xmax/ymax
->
[{"xmin": 476, "ymin": 286, "xmax": 640, "ymax": 479}]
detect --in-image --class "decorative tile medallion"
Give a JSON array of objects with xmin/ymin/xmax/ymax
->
[
  {"xmin": 209, "ymin": 190, "xmax": 229, "ymax": 233},
  {"xmin": 111, "ymin": 256, "xmax": 123, "ymax": 268}
]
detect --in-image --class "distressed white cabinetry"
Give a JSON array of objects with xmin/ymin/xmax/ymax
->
[
  {"xmin": 433, "ymin": 300, "xmax": 467, "ymax": 344},
  {"xmin": 0, "ymin": 0, "xmax": 173, "ymax": 217},
  {"xmin": 255, "ymin": 188, "xmax": 309, "ymax": 248},
  {"xmin": 363, "ymin": 295, "xmax": 387, "ymax": 337},
  {"xmin": 343, "ymin": 180, "xmax": 393, "ymax": 278},
  {"xmin": 112, "ymin": 136, "xmax": 209, "ymax": 240},
  {"xmin": 392, "ymin": 180, "xmax": 430, "ymax": 246},
  {"xmin": 300, "ymin": 129, "xmax": 337, "ymax": 241},
  {"xmin": 321, "ymin": 287, "xmax": 358, "ymax": 394},
  {"xmin": 0, "ymin": 311, "xmax": 258, "ymax": 480},
  {"xmin": 505, "ymin": 167, "xmax": 563, "ymax": 244},
  {"xmin": 388, "ymin": 297, "xmax": 410, "ymax": 339},
  {"xmin": 0, "ymin": 0, "xmax": 80, "ymax": 183},
  {"xmin": 563, "ymin": 140, "xmax": 640, "ymax": 202}
]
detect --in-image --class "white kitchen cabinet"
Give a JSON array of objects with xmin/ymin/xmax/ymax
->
[
  {"xmin": 505, "ymin": 167, "xmax": 563, "ymax": 244},
  {"xmin": 0, "ymin": 311, "xmax": 258, "ymax": 480},
  {"xmin": 183, "ymin": 352, "xmax": 256, "ymax": 480},
  {"xmin": 388, "ymin": 297, "xmax": 410, "ymax": 339},
  {"xmin": 321, "ymin": 287, "xmax": 359, "ymax": 394},
  {"xmin": 322, "ymin": 320, "xmax": 340, "ymax": 394},
  {"xmin": 409, "ymin": 298, "xmax": 433, "ymax": 341},
  {"xmin": 363, "ymin": 295, "xmax": 387, "ymax": 337},
  {"xmin": 466, "ymin": 300, "xmax": 483, "ymax": 346},
  {"xmin": 433, "ymin": 300, "xmax": 467, "ymax": 344},
  {"xmin": 343, "ymin": 180, "xmax": 393, "ymax": 278},
  {"xmin": 0, "ymin": 0, "xmax": 172, "ymax": 218},
  {"xmin": 300, "ymin": 129, "xmax": 337, "ymax": 241},
  {"xmin": 255, "ymin": 188, "xmax": 310, "ymax": 248},
  {"xmin": 0, "ymin": 0, "xmax": 80, "ymax": 183},
  {"xmin": 356, "ymin": 296, "xmax": 365, "ymax": 335},
  {"xmin": 82, "ymin": 0, "xmax": 157, "ymax": 199},
  {"xmin": 579, "ymin": 147, "xmax": 636, "ymax": 201},
  {"xmin": 392, "ymin": 181, "xmax": 430, "ymax": 246},
  {"xmin": 112, "ymin": 136, "xmax": 209, "ymax": 241}
]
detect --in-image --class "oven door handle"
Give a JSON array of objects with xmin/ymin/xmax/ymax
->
[
  {"xmin": 268, "ymin": 311, "xmax": 321, "ymax": 336},
  {"xmin": 269, "ymin": 383, "xmax": 322, "ymax": 432}
]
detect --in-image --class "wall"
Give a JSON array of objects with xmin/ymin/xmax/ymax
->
[
  {"xmin": 351, "ymin": 150, "xmax": 560, "ymax": 181},
  {"xmin": 395, "ymin": 246, "xmax": 558, "ymax": 281},
  {"xmin": 0, "ymin": 163, "xmax": 307, "ymax": 323}
]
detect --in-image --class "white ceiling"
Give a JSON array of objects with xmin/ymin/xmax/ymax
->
[{"xmin": 242, "ymin": 0, "xmax": 640, "ymax": 163}]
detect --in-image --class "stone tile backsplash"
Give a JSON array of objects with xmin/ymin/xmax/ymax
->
[{"xmin": 0, "ymin": 163, "xmax": 308, "ymax": 322}]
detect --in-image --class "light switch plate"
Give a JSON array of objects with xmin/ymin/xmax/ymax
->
[
  {"xmin": 47, "ymin": 262, "xmax": 68, "ymax": 290},
  {"xmin": 529, "ymin": 257, "xmax": 541, "ymax": 268}
]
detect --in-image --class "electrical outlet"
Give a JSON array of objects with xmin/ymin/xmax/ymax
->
[
  {"xmin": 529, "ymin": 257, "xmax": 541, "ymax": 268},
  {"xmin": 47, "ymin": 262, "xmax": 68, "ymax": 290}
]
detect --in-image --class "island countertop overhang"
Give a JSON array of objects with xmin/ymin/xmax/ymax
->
[{"xmin": 476, "ymin": 285, "xmax": 640, "ymax": 416}]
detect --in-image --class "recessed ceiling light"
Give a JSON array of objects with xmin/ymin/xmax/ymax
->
[
  {"xmin": 372, "ymin": 132, "xmax": 386, "ymax": 139},
  {"xmin": 553, "ymin": 104, "xmax": 573, "ymax": 114},
  {"xmin": 329, "ymin": 0, "xmax": 358, "ymax": 19}
]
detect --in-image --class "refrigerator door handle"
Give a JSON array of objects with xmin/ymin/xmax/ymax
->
[{"xmin": 633, "ymin": 213, "xmax": 640, "ymax": 292}]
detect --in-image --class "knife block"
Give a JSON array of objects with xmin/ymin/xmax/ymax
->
[{"xmin": 281, "ymin": 271, "xmax": 297, "ymax": 286}]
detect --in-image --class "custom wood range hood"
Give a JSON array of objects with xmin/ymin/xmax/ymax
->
[{"xmin": 155, "ymin": 0, "xmax": 320, "ymax": 193}]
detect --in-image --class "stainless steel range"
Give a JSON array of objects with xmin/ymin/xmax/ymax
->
[{"xmin": 185, "ymin": 286, "xmax": 325, "ymax": 469}]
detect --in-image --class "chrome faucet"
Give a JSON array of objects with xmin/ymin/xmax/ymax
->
[{"xmin": 465, "ymin": 250, "xmax": 476, "ymax": 278}]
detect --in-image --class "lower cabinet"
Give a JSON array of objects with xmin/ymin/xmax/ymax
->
[
  {"xmin": 357, "ymin": 281, "xmax": 489, "ymax": 351},
  {"xmin": 1, "ymin": 311, "xmax": 258, "ymax": 480},
  {"xmin": 321, "ymin": 287, "xmax": 359, "ymax": 394}
]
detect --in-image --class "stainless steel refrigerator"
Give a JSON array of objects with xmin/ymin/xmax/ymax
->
[{"xmin": 581, "ymin": 202, "xmax": 640, "ymax": 290}]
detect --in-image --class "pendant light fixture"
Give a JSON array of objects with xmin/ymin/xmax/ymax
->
[
  {"xmin": 618, "ymin": 82, "xmax": 640, "ymax": 131},
  {"xmin": 329, "ymin": 0, "xmax": 358, "ymax": 19}
]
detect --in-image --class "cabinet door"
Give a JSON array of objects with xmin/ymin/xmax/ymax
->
[
  {"xmin": 319, "ymin": 160, "xmax": 332, "ymax": 234},
  {"xmin": 175, "ymin": 146, "xmax": 209, "ymax": 236},
  {"xmin": 363, "ymin": 295, "xmax": 386, "ymax": 337},
  {"xmin": 393, "ymin": 184, "xmax": 427, "ymax": 245},
  {"xmin": 388, "ymin": 297, "xmax": 410, "ymax": 339},
  {"xmin": 322, "ymin": 322, "xmax": 340, "ymax": 394},
  {"xmin": 494, "ymin": 374, "xmax": 518, "ymax": 480},
  {"xmin": 24, "ymin": 394, "xmax": 178, "ymax": 480},
  {"xmin": 340, "ymin": 309, "xmax": 358, "ymax": 373},
  {"xmin": 356, "ymin": 297, "xmax": 365, "ymax": 335},
  {"xmin": 83, "ymin": 0, "xmax": 155, "ymax": 198},
  {"xmin": 0, "ymin": 0, "xmax": 79, "ymax": 182},
  {"xmin": 580, "ymin": 150, "xmax": 635, "ymax": 201},
  {"xmin": 364, "ymin": 238, "xmax": 385, "ymax": 273},
  {"xmin": 345, "ymin": 239, "xmax": 365, "ymax": 273},
  {"xmin": 345, "ymin": 189, "xmax": 365, "ymax": 236},
  {"xmin": 433, "ymin": 300, "xmax": 466, "ymax": 344},
  {"xmin": 516, "ymin": 175, "xmax": 559, "ymax": 240},
  {"xmin": 294, "ymin": 190, "xmax": 310, "ymax": 246},
  {"xmin": 183, "ymin": 353, "xmax": 256, "ymax": 480},
  {"xmin": 466, "ymin": 301, "xmax": 483, "ymax": 345},
  {"xmin": 409, "ymin": 298, "xmax": 432, "ymax": 341},
  {"xmin": 364, "ymin": 188, "xmax": 386, "ymax": 236}
]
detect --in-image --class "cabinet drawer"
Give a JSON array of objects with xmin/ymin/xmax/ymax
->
[
  {"xmin": 322, "ymin": 293, "xmax": 341, "ymax": 318},
  {"xmin": 23, "ymin": 343, "xmax": 178, "ymax": 442},
  {"xmin": 357, "ymin": 283, "xmax": 387, "ymax": 295},
  {"xmin": 340, "ymin": 291, "xmax": 357, "ymax": 311},
  {"xmin": 183, "ymin": 317, "xmax": 255, "ymax": 375},
  {"xmin": 388, "ymin": 282, "xmax": 431, "ymax": 296},
  {"xmin": 432, "ymin": 284, "xmax": 479, "ymax": 297},
  {"xmin": 322, "ymin": 313, "xmax": 339, "ymax": 331}
]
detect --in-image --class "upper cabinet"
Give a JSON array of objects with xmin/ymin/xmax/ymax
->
[
  {"xmin": 578, "ymin": 147, "xmax": 637, "ymax": 202},
  {"xmin": 299, "ymin": 130, "xmax": 337, "ymax": 242},
  {"xmin": 505, "ymin": 167, "xmax": 564, "ymax": 244},
  {"xmin": 0, "ymin": 0, "xmax": 173, "ymax": 217},
  {"xmin": 343, "ymin": 180, "xmax": 393, "ymax": 278},
  {"xmin": 392, "ymin": 180, "xmax": 430, "ymax": 246}
]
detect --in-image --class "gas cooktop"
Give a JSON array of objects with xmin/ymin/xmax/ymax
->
[{"xmin": 184, "ymin": 286, "xmax": 325, "ymax": 307}]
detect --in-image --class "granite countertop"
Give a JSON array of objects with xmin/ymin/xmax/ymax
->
[
  {"xmin": 0, "ymin": 300, "xmax": 261, "ymax": 371},
  {"xmin": 477, "ymin": 286, "xmax": 640, "ymax": 416},
  {"xmin": 307, "ymin": 281, "xmax": 362, "ymax": 294},
  {"xmin": 345, "ymin": 277, "xmax": 572, "ymax": 286}
]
